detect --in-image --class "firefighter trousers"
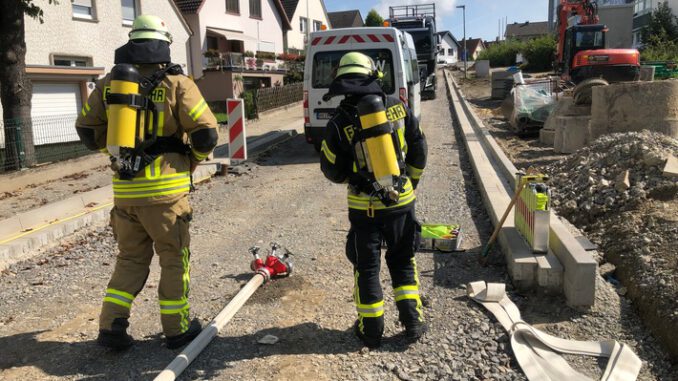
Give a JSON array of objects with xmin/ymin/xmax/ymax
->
[
  {"xmin": 346, "ymin": 205, "xmax": 424, "ymax": 340},
  {"xmin": 100, "ymin": 196, "xmax": 193, "ymax": 338}
]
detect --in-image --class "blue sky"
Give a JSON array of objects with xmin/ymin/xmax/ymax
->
[{"xmin": 323, "ymin": 0, "xmax": 550, "ymax": 42}]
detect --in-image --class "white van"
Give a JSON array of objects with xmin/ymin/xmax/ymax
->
[{"xmin": 303, "ymin": 27, "xmax": 421, "ymax": 151}]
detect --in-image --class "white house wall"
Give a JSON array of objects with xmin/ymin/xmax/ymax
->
[
  {"xmin": 438, "ymin": 35, "xmax": 458, "ymax": 64},
  {"xmin": 24, "ymin": 0, "xmax": 190, "ymax": 74},
  {"xmin": 192, "ymin": 0, "xmax": 286, "ymax": 78},
  {"xmin": 286, "ymin": 0, "xmax": 330, "ymax": 51}
]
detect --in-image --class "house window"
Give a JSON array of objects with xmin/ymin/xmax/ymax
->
[
  {"xmin": 313, "ymin": 20, "xmax": 322, "ymax": 32},
  {"xmin": 448, "ymin": 48, "xmax": 454, "ymax": 56},
  {"xmin": 634, "ymin": 0, "xmax": 652, "ymax": 14},
  {"xmin": 121, "ymin": 0, "xmax": 138, "ymax": 25},
  {"xmin": 249, "ymin": 0, "xmax": 261, "ymax": 18},
  {"xmin": 300, "ymin": 17, "xmax": 308, "ymax": 33},
  {"xmin": 54, "ymin": 56, "xmax": 90, "ymax": 67},
  {"xmin": 226, "ymin": 0, "xmax": 239, "ymax": 14},
  {"xmin": 72, "ymin": 0, "xmax": 96, "ymax": 20}
]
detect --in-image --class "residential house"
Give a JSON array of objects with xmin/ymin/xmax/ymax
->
[
  {"xmin": 436, "ymin": 31, "xmax": 460, "ymax": 64},
  {"xmin": 174, "ymin": 0, "xmax": 292, "ymax": 101},
  {"xmin": 598, "ymin": 1, "xmax": 634, "ymax": 48},
  {"xmin": 0, "ymin": 0, "xmax": 190, "ymax": 147},
  {"xmin": 505, "ymin": 21, "xmax": 549, "ymax": 41},
  {"xmin": 281, "ymin": 0, "xmax": 332, "ymax": 53},
  {"xmin": 632, "ymin": 0, "xmax": 678, "ymax": 48},
  {"xmin": 458, "ymin": 38, "xmax": 486, "ymax": 61},
  {"xmin": 327, "ymin": 10, "xmax": 364, "ymax": 28}
]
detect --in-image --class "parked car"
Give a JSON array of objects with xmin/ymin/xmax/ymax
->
[{"xmin": 303, "ymin": 27, "xmax": 422, "ymax": 151}]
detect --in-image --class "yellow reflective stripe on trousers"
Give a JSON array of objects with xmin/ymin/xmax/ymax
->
[
  {"xmin": 321, "ymin": 140, "xmax": 336, "ymax": 164},
  {"xmin": 112, "ymin": 172, "xmax": 191, "ymax": 199},
  {"xmin": 412, "ymin": 257, "xmax": 424, "ymax": 321},
  {"xmin": 103, "ymin": 288, "xmax": 135, "ymax": 309},
  {"xmin": 189, "ymin": 99, "xmax": 208, "ymax": 121},
  {"xmin": 394, "ymin": 284, "xmax": 420, "ymax": 302},
  {"xmin": 181, "ymin": 247, "xmax": 191, "ymax": 332},
  {"xmin": 356, "ymin": 300, "xmax": 384, "ymax": 318},
  {"xmin": 159, "ymin": 299, "xmax": 189, "ymax": 314}
]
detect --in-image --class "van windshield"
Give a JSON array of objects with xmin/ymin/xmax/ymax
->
[{"xmin": 312, "ymin": 49, "xmax": 395, "ymax": 94}]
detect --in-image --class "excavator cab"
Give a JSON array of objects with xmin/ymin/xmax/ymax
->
[{"xmin": 561, "ymin": 24, "xmax": 639, "ymax": 83}]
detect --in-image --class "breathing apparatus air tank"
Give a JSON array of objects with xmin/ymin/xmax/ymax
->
[
  {"xmin": 106, "ymin": 64, "xmax": 142, "ymax": 159},
  {"xmin": 356, "ymin": 94, "xmax": 401, "ymax": 202}
]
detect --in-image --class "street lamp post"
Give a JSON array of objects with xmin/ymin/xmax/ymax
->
[{"xmin": 456, "ymin": 5, "xmax": 467, "ymax": 79}]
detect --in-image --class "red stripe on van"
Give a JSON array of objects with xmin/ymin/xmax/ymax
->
[
  {"xmin": 353, "ymin": 35, "xmax": 365, "ymax": 43},
  {"xmin": 311, "ymin": 37, "xmax": 322, "ymax": 46},
  {"xmin": 324, "ymin": 36, "xmax": 336, "ymax": 45},
  {"xmin": 382, "ymin": 34, "xmax": 394, "ymax": 42},
  {"xmin": 367, "ymin": 34, "xmax": 380, "ymax": 42},
  {"xmin": 338, "ymin": 35, "xmax": 351, "ymax": 44}
]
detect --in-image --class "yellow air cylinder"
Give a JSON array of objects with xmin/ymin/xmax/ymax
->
[
  {"xmin": 107, "ymin": 64, "xmax": 141, "ymax": 157},
  {"xmin": 357, "ymin": 95, "xmax": 400, "ymax": 188}
]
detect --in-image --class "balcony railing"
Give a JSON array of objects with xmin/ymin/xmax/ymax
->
[{"xmin": 204, "ymin": 52, "xmax": 285, "ymax": 72}]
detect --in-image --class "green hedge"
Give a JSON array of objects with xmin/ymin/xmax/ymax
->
[{"xmin": 478, "ymin": 36, "xmax": 556, "ymax": 71}]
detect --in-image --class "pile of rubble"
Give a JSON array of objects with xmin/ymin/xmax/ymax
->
[
  {"xmin": 547, "ymin": 130, "xmax": 677, "ymax": 228},
  {"xmin": 547, "ymin": 130, "xmax": 678, "ymax": 360}
]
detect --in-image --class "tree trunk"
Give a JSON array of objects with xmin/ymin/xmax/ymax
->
[{"xmin": 0, "ymin": 2, "xmax": 35, "ymax": 171}]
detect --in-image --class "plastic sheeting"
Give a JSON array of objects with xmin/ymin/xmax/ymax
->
[{"xmin": 510, "ymin": 79, "xmax": 558, "ymax": 134}]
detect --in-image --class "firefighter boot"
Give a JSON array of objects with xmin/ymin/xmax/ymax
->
[
  {"xmin": 353, "ymin": 320, "xmax": 381, "ymax": 349},
  {"xmin": 97, "ymin": 317, "xmax": 134, "ymax": 350},
  {"xmin": 166, "ymin": 319, "xmax": 202, "ymax": 349}
]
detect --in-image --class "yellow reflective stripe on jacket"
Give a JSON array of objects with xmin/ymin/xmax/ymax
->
[
  {"xmin": 103, "ymin": 288, "xmax": 135, "ymax": 309},
  {"xmin": 112, "ymin": 172, "xmax": 191, "ymax": 199},
  {"xmin": 394, "ymin": 284, "xmax": 420, "ymax": 302},
  {"xmin": 347, "ymin": 178, "xmax": 415, "ymax": 211},
  {"xmin": 189, "ymin": 99, "xmax": 208, "ymax": 121},
  {"xmin": 407, "ymin": 164, "xmax": 424, "ymax": 180},
  {"xmin": 81, "ymin": 102, "xmax": 91, "ymax": 117},
  {"xmin": 159, "ymin": 298, "xmax": 190, "ymax": 315},
  {"xmin": 191, "ymin": 148, "xmax": 210, "ymax": 161},
  {"xmin": 321, "ymin": 140, "xmax": 336, "ymax": 164},
  {"xmin": 356, "ymin": 300, "xmax": 384, "ymax": 318}
]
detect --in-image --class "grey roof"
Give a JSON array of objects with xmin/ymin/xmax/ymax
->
[
  {"xmin": 328, "ymin": 10, "xmax": 364, "ymax": 28},
  {"xmin": 281, "ymin": 0, "xmax": 300, "ymax": 19},
  {"xmin": 437, "ymin": 31, "xmax": 461, "ymax": 48},
  {"xmin": 173, "ymin": 0, "xmax": 203, "ymax": 13},
  {"xmin": 505, "ymin": 21, "xmax": 549, "ymax": 38}
]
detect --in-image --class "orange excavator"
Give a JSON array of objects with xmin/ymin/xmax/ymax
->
[{"xmin": 555, "ymin": 0, "xmax": 640, "ymax": 85}]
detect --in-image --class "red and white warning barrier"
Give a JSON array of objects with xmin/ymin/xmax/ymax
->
[
  {"xmin": 310, "ymin": 33, "xmax": 395, "ymax": 46},
  {"xmin": 227, "ymin": 98, "xmax": 247, "ymax": 163}
]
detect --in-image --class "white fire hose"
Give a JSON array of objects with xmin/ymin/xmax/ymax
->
[
  {"xmin": 154, "ymin": 245, "xmax": 291, "ymax": 381},
  {"xmin": 467, "ymin": 281, "xmax": 642, "ymax": 381}
]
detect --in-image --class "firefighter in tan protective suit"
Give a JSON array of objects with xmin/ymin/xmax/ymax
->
[{"xmin": 75, "ymin": 15, "xmax": 218, "ymax": 350}]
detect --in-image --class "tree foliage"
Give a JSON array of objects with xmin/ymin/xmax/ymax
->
[
  {"xmin": 477, "ymin": 36, "xmax": 556, "ymax": 71},
  {"xmin": 642, "ymin": 1, "xmax": 678, "ymax": 45},
  {"xmin": 365, "ymin": 9, "xmax": 384, "ymax": 27},
  {"xmin": 640, "ymin": 2, "xmax": 678, "ymax": 61}
]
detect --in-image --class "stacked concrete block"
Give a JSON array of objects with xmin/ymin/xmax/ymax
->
[{"xmin": 589, "ymin": 81, "xmax": 678, "ymax": 141}]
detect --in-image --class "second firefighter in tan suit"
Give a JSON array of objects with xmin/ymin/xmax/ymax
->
[{"xmin": 75, "ymin": 15, "xmax": 218, "ymax": 350}]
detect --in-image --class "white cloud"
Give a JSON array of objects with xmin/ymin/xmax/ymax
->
[{"xmin": 375, "ymin": 0, "xmax": 459, "ymax": 28}]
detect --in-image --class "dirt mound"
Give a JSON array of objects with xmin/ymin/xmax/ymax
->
[{"xmin": 547, "ymin": 130, "xmax": 678, "ymax": 360}]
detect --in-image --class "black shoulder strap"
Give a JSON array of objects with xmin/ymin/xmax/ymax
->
[{"xmin": 139, "ymin": 63, "xmax": 183, "ymax": 96}]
